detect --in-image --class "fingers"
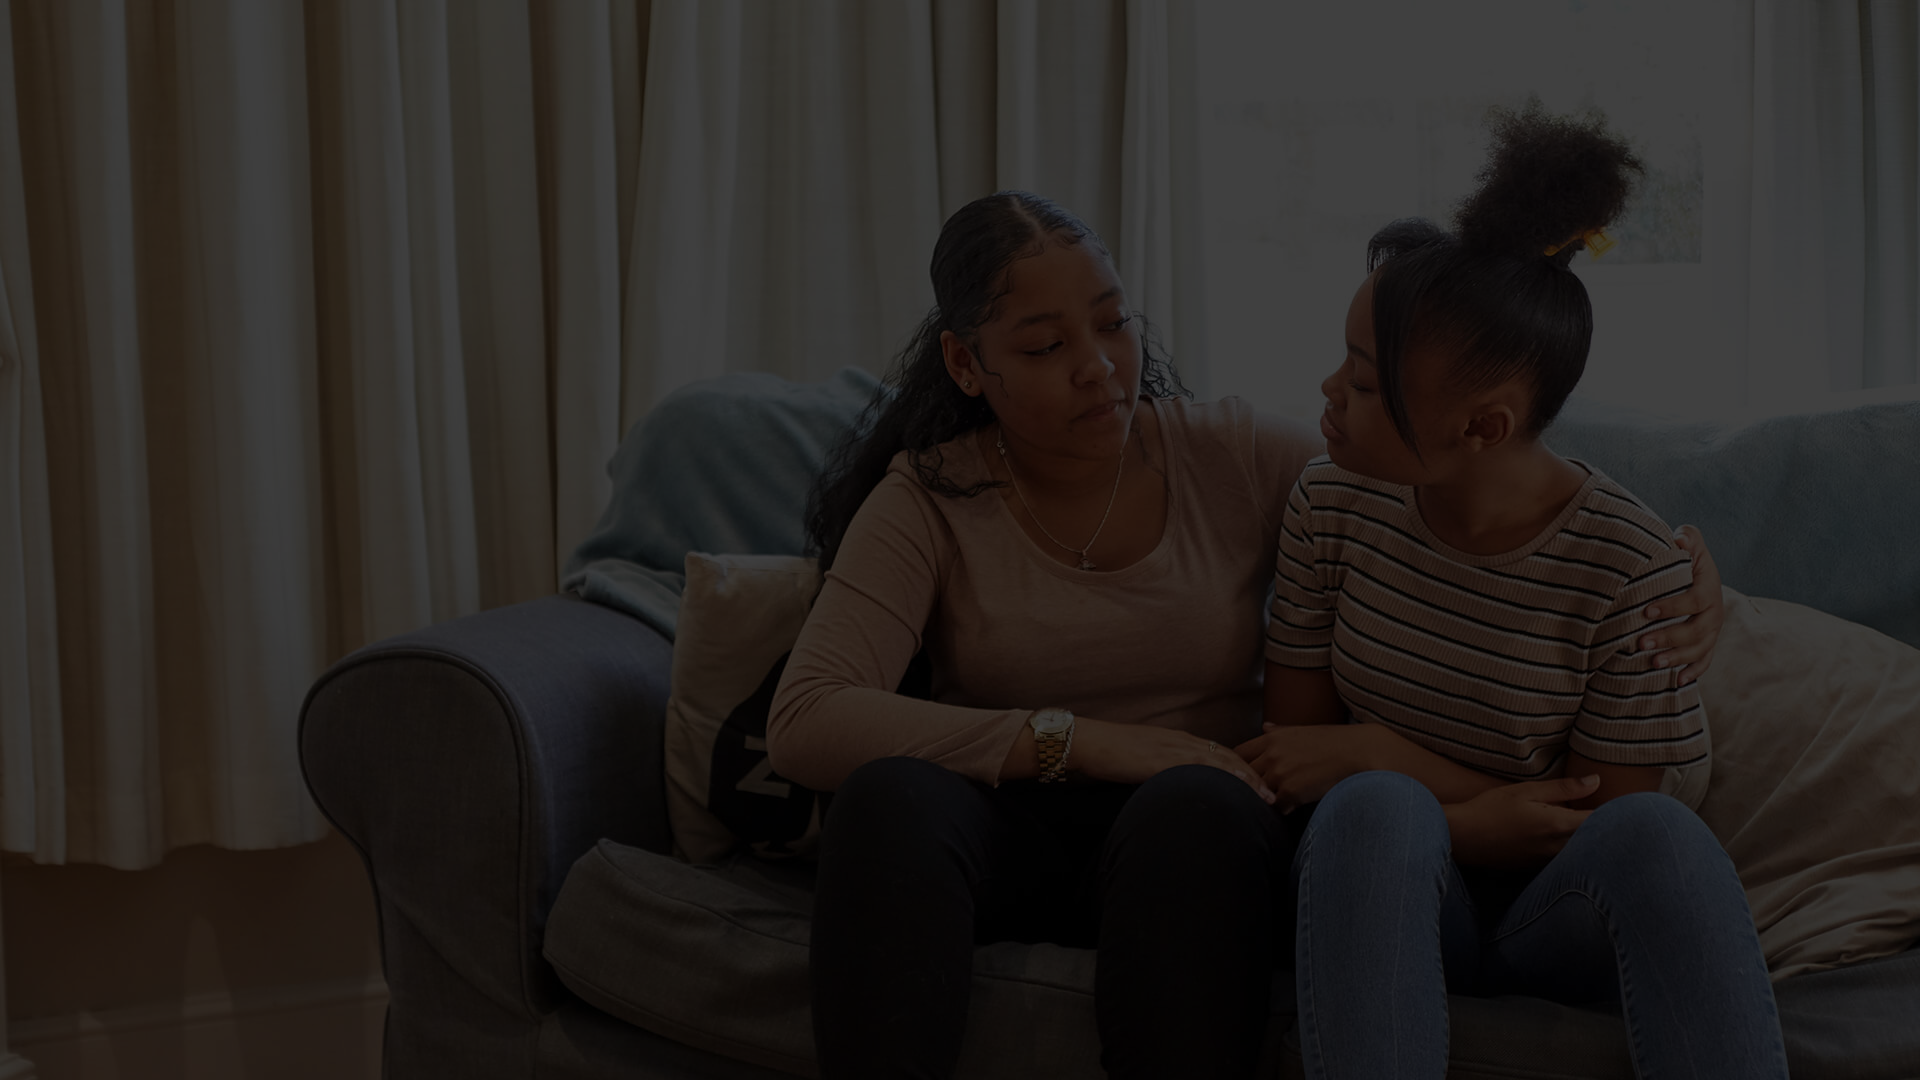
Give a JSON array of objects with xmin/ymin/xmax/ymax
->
[
  {"xmin": 1544, "ymin": 806, "xmax": 1593, "ymax": 834},
  {"xmin": 1646, "ymin": 525, "xmax": 1717, "ymax": 626},
  {"xmin": 1647, "ymin": 527, "xmax": 1726, "ymax": 668},
  {"xmin": 1523, "ymin": 774, "xmax": 1600, "ymax": 804},
  {"xmin": 1204, "ymin": 741, "xmax": 1275, "ymax": 804},
  {"xmin": 1675, "ymin": 524, "xmax": 1717, "ymax": 570},
  {"xmin": 1651, "ymin": 528, "xmax": 1724, "ymax": 625},
  {"xmin": 1640, "ymin": 625, "xmax": 1699, "ymax": 661},
  {"xmin": 1643, "ymin": 589, "xmax": 1701, "ymax": 624},
  {"xmin": 1677, "ymin": 656, "xmax": 1713, "ymax": 686},
  {"xmin": 1645, "ymin": 610, "xmax": 1723, "ymax": 666},
  {"xmin": 1238, "ymin": 766, "xmax": 1277, "ymax": 805},
  {"xmin": 1652, "ymin": 639, "xmax": 1712, "ymax": 671},
  {"xmin": 1645, "ymin": 596, "xmax": 1717, "ymax": 658},
  {"xmin": 1671, "ymin": 524, "xmax": 1710, "ymax": 565},
  {"xmin": 1645, "ymin": 619, "xmax": 1709, "ymax": 664}
]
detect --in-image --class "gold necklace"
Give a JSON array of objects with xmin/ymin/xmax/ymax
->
[{"xmin": 997, "ymin": 427, "xmax": 1128, "ymax": 571}]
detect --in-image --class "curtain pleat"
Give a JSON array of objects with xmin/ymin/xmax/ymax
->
[
  {"xmin": 1119, "ymin": 0, "xmax": 1173, "ymax": 349},
  {"xmin": 995, "ymin": 0, "xmax": 1126, "ymax": 241},
  {"xmin": 0, "ymin": 0, "xmax": 1193, "ymax": 868},
  {"xmin": 1861, "ymin": 0, "xmax": 1920, "ymax": 389},
  {"xmin": 620, "ymin": 0, "xmax": 1195, "ymax": 412},
  {"xmin": 16, "ymin": 0, "xmax": 167, "ymax": 868},
  {"xmin": 0, "ymin": 0, "xmax": 640, "ymax": 867},
  {"xmin": 930, "ymin": 0, "xmax": 995, "ymax": 220},
  {"xmin": 1740, "ymin": 0, "xmax": 1919, "ymax": 402},
  {"xmin": 315, "ymin": 0, "xmax": 441, "ymax": 646},
  {"xmin": 395, "ymin": 0, "xmax": 482, "ymax": 627},
  {"xmin": 535, "ymin": 0, "xmax": 625, "ymax": 577},
  {"xmin": 163, "ymin": 0, "xmax": 326, "ymax": 848},
  {"xmin": 1157, "ymin": 0, "xmax": 1207, "ymax": 385},
  {"xmin": 444, "ymin": 0, "xmax": 555, "ymax": 612},
  {"xmin": 0, "ymin": 0, "xmax": 67, "ymax": 861},
  {"xmin": 621, "ymin": 0, "xmax": 948, "ymax": 409},
  {"xmin": 624, "ymin": 1, "xmax": 747, "ymax": 415},
  {"xmin": 858, "ymin": 1, "xmax": 945, "ymax": 334},
  {"xmin": 610, "ymin": 0, "xmax": 649, "ymax": 331}
]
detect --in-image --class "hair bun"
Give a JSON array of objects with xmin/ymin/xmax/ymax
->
[{"xmin": 1453, "ymin": 99, "xmax": 1644, "ymax": 261}]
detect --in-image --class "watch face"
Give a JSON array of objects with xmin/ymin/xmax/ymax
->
[{"xmin": 1031, "ymin": 711, "xmax": 1072, "ymax": 736}]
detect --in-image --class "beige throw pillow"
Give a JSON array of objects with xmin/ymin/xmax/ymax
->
[
  {"xmin": 1694, "ymin": 587, "xmax": 1920, "ymax": 979},
  {"xmin": 664, "ymin": 553, "xmax": 827, "ymax": 864}
]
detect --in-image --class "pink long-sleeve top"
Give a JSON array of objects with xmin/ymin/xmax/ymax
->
[{"xmin": 766, "ymin": 395, "xmax": 1323, "ymax": 791}]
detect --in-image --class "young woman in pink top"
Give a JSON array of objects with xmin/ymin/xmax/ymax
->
[{"xmin": 767, "ymin": 188, "xmax": 1728, "ymax": 1078}]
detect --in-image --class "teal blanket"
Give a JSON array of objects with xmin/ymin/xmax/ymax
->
[
  {"xmin": 566, "ymin": 371, "xmax": 1920, "ymax": 650},
  {"xmin": 562, "ymin": 368, "xmax": 880, "ymax": 638}
]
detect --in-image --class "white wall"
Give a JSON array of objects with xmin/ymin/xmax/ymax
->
[{"xmin": 1190, "ymin": 0, "xmax": 1745, "ymax": 422}]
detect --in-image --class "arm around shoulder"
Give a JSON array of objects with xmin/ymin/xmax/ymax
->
[{"xmin": 1566, "ymin": 550, "xmax": 1709, "ymax": 808}]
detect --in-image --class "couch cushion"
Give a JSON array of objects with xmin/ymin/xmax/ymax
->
[
  {"xmin": 1774, "ymin": 946, "xmax": 1920, "ymax": 1078},
  {"xmin": 1546, "ymin": 397, "xmax": 1920, "ymax": 651},
  {"xmin": 545, "ymin": 842, "xmax": 820, "ymax": 1076},
  {"xmin": 663, "ymin": 552, "xmax": 934, "ymax": 865},
  {"xmin": 1275, "ymin": 995, "xmax": 1634, "ymax": 1080},
  {"xmin": 1691, "ymin": 589, "xmax": 1920, "ymax": 978},
  {"xmin": 545, "ymin": 840, "xmax": 1650, "ymax": 1079},
  {"xmin": 544, "ymin": 840, "xmax": 1300, "ymax": 1079},
  {"xmin": 664, "ymin": 554, "xmax": 827, "ymax": 864}
]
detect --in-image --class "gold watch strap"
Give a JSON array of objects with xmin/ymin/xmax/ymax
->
[
  {"xmin": 1036, "ymin": 729, "xmax": 1066, "ymax": 781},
  {"xmin": 1032, "ymin": 709, "xmax": 1074, "ymax": 783}
]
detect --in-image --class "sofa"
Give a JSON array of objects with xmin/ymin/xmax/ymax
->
[{"xmin": 300, "ymin": 372, "xmax": 1920, "ymax": 1079}]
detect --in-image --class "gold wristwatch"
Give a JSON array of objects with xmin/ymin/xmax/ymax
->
[{"xmin": 1029, "ymin": 708, "xmax": 1075, "ymax": 783}]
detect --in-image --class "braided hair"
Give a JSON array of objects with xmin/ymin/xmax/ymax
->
[{"xmin": 803, "ymin": 191, "xmax": 1188, "ymax": 573}]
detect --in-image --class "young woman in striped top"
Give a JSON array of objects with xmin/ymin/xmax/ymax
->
[{"xmin": 1247, "ymin": 105, "xmax": 1790, "ymax": 1077}]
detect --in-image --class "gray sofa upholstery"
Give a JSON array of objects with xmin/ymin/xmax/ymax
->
[
  {"xmin": 300, "ymin": 386, "xmax": 1920, "ymax": 1078},
  {"xmin": 298, "ymin": 593, "xmax": 742, "ymax": 1077},
  {"xmin": 299, "ymin": 585, "xmax": 1920, "ymax": 1079}
]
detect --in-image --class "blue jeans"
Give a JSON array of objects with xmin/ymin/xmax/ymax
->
[{"xmin": 1294, "ymin": 771, "xmax": 1789, "ymax": 1080}]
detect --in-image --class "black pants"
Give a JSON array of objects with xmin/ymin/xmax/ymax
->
[{"xmin": 809, "ymin": 757, "xmax": 1303, "ymax": 1079}]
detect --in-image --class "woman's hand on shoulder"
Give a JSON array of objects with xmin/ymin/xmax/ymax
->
[
  {"xmin": 1641, "ymin": 525, "xmax": 1724, "ymax": 685},
  {"xmin": 1444, "ymin": 776, "xmax": 1597, "ymax": 868},
  {"xmin": 1071, "ymin": 718, "xmax": 1277, "ymax": 805}
]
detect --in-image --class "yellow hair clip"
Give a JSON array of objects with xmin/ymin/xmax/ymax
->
[{"xmin": 1544, "ymin": 228, "xmax": 1615, "ymax": 258}]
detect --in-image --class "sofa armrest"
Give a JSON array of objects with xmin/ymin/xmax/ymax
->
[{"xmin": 299, "ymin": 594, "xmax": 672, "ymax": 1075}]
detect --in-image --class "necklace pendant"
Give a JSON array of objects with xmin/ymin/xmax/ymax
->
[{"xmin": 997, "ymin": 423, "xmax": 1125, "ymax": 575}]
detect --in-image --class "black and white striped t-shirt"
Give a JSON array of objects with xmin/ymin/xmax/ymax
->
[{"xmin": 1265, "ymin": 457, "xmax": 1708, "ymax": 782}]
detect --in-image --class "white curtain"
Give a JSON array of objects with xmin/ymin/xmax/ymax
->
[
  {"xmin": 1733, "ymin": 0, "xmax": 1920, "ymax": 408},
  {"xmin": 626, "ymin": 0, "xmax": 1209, "ymax": 411},
  {"xmin": 0, "ymin": 0, "xmax": 643, "ymax": 869},
  {"xmin": 0, "ymin": 0, "xmax": 1202, "ymax": 869}
]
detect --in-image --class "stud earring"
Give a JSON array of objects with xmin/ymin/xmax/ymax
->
[{"xmin": 962, "ymin": 379, "xmax": 973, "ymax": 390}]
